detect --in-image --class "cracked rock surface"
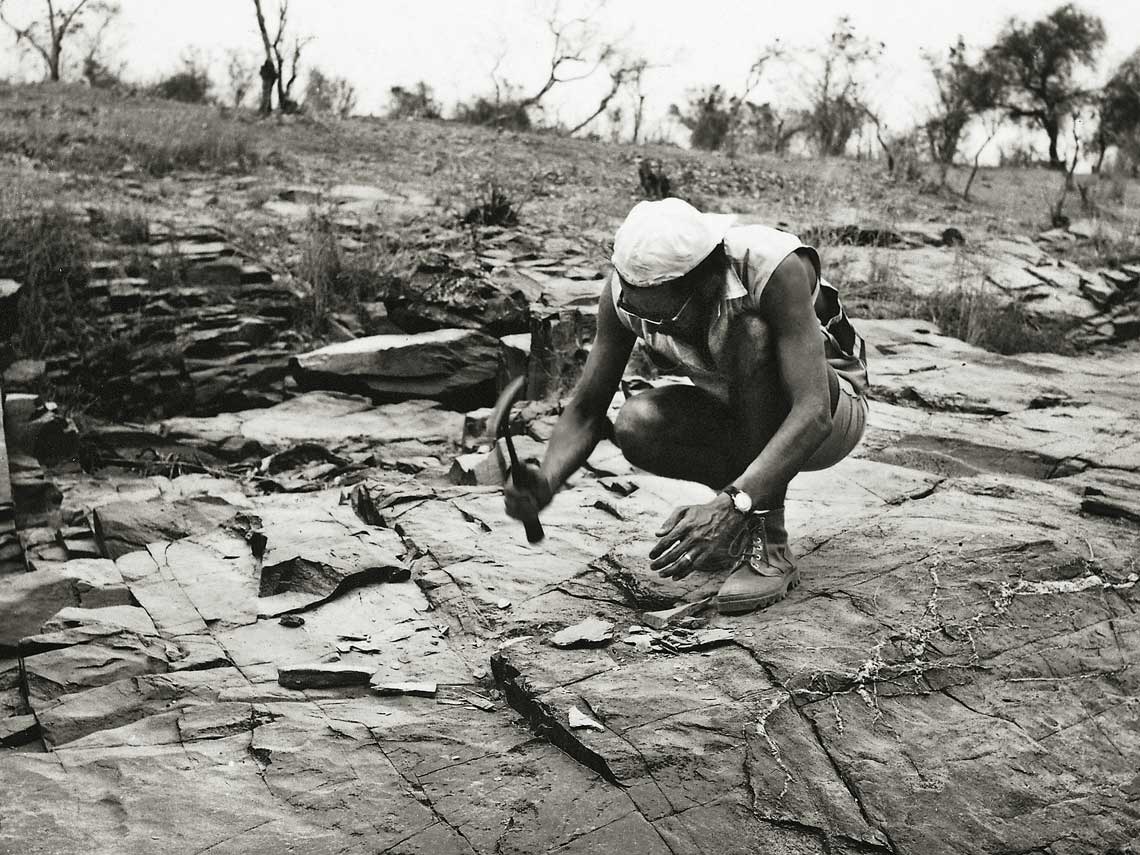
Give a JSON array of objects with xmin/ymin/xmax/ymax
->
[{"xmin": 2, "ymin": 320, "xmax": 1139, "ymax": 854}]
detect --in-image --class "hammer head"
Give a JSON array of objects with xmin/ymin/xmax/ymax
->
[{"xmin": 488, "ymin": 375, "xmax": 527, "ymax": 441}]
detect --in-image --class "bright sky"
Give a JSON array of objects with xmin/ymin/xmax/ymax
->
[{"xmin": 2, "ymin": 0, "xmax": 1139, "ymax": 149}]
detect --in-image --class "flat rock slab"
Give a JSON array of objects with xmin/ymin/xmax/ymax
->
[
  {"xmin": 291, "ymin": 329, "xmax": 501, "ymax": 405},
  {"xmin": 253, "ymin": 493, "xmax": 409, "ymax": 617},
  {"xmin": 7, "ymin": 306, "xmax": 1140, "ymax": 853},
  {"xmin": 161, "ymin": 391, "xmax": 464, "ymax": 452},
  {"xmin": 92, "ymin": 496, "xmax": 239, "ymax": 559}
]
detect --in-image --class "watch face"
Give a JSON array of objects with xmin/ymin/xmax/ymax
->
[{"xmin": 732, "ymin": 491, "xmax": 751, "ymax": 513}]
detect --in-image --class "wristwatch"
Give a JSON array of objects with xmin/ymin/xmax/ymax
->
[{"xmin": 721, "ymin": 485, "xmax": 753, "ymax": 515}]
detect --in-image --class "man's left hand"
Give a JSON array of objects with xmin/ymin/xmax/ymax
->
[{"xmin": 649, "ymin": 495, "xmax": 743, "ymax": 579}]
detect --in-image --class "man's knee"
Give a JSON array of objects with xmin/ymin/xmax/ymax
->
[{"xmin": 612, "ymin": 393, "xmax": 663, "ymax": 454}]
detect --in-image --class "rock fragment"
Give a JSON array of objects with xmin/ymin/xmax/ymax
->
[
  {"xmin": 550, "ymin": 618, "xmax": 615, "ymax": 649},
  {"xmin": 640, "ymin": 598, "xmax": 713, "ymax": 630},
  {"xmin": 278, "ymin": 662, "xmax": 375, "ymax": 690},
  {"xmin": 568, "ymin": 706, "xmax": 606, "ymax": 731},
  {"xmin": 371, "ymin": 681, "xmax": 438, "ymax": 698}
]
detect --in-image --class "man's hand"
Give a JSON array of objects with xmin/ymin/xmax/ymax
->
[
  {"xmin": 503, "ymin": 462, "xmax": 554, "ymax": 523},
  {"xmin": 649, "ymin": 494, "xmax": 744, "ymax": 579}
]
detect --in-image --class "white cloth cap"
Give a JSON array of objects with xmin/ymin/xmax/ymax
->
[{"xmin": 611, "ymin": 198, "xmax": 736, "ymax": 288}]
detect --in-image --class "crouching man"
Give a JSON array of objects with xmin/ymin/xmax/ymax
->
[{"xmin": 505, "ymin": 199, "xmax": 869, "ymax": 614}]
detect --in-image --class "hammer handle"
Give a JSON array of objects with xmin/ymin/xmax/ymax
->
[{"xmin": 503, "ymin": 432, "xmax": 545, "ymax": 543}]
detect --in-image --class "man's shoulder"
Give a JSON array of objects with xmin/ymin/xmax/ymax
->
[{"xmin": 723, "ymin": 223, "xmax": 805, "ymax": 261}]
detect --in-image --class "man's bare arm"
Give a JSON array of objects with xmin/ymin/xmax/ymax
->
[
  {"xmin": 505, "ymin": 279, "xmax": 635, "ymax": 521},
  {"xmin": 729, "ymin": 253, "xmax": 833, "ymax": 506},
  {"xmin": 539, "ymin": 279, "xmax": 637, "ymax": 490}
]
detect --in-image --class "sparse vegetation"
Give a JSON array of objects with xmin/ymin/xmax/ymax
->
[
  {"xmin": 454, "ymin": 92, "xmax": 532, "ymax": 131},
  {"xmin": 387, "ymin": 81, "xmax": 441, "ymax": 120},
  {"xmin": 151, "ymin": 54, "xmax": 212, "ymax": 104},
  {"xmin": 305, "ymin": 68, "xmax": 357, "ymax": 118},
  {"xmin": 293, "ymin": 211, "xmax": 415, "ymax": 334},
  {"xmin": 0, "ymin": 89, "xmax": 260, "ymax": 175},
  {"xmin": 915, "ymin": 283, "xmax": 1076, "ymax": 355},
  {"xmin": 88, "ymin": 205, "xmax": 148, "ymax": 244},
  {"xmin": 0, "ymin": 198, "xmax": 90, "ymax": 359},
  {"xmin": 298, "ymin": 210, "xmax": 341, "ymax": 324},
  {"xmin": 461, "ymin": 182, "xmax": 523, "ymax": 227}
]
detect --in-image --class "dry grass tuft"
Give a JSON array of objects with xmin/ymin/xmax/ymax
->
[
  {"xmin": 0, "ymin": 188, "xmax": 91, "ymax": 359},
  {"xmin": 294, "ymin": 211, "xmax": 416, "ymax": 334},
  {"xmin": 911, "ymin": 283, "xmax": 1076, "ymax": 355}
]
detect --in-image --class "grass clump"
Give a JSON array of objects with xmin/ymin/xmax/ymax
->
[
  {"xmin": 461, "ymin": 182, "xmax": 522, "ymax": 227},
  {"xmin": 294, "ymin": 211, "xmax": 414, "ymax": 334},
  {"xmin": 912, "ymin": 284, "xmax": 1076, "ymax": 355},
  {"xmin": 0, "ymin": 199, "xmax": 91, "ymax": 359},
  {"xmin": 132, "ymin": 117, "xmax": 259, "ymax": 177},
  {"xmin": 89, "ymin": 206, "xmax": 150, "ymax": 244}
]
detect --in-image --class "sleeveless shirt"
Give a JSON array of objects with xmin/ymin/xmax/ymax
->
[{"xmin": 610, "ymin": 223, "xmax": 869, "ymax": 403}]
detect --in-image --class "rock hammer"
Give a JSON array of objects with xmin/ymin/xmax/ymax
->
[{"xmin": 488, "ymin": 375, "xmax": 545, "ymax": 543}]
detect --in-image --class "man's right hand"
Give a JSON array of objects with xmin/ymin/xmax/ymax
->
[{"xmin": 504, "ymin": 462, "xmax": 554, "ymax": 523}]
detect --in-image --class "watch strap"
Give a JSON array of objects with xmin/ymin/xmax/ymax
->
[{"xmin": 721, "ymin": 485, "xmax": 753, "ymax": 514}]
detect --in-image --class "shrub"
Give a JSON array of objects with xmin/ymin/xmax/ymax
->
[
  {"xmin": 83, "ymin": 56, "xmax": 125, "ymax": 90},
  {"xmin": 454, "ymin": 95, "xmax": 531, "ymax": 131},
  {"xmin": 669, "ymin": 86, "xmax": 734, "ymax": 151},
  {"xmin": 387, "ymin": 81, "xmax": 441, "ymax": 119},
  {"xmin": 305, "ymin": 69, "xmax": 358, "ymax": 119},
  {"xmin": 461, "ymin": 182, "xmax": 522, "ymax": 227},
  {"xmin": 152, "ymin": 57, "xmax": 212, "ymax": 103}
]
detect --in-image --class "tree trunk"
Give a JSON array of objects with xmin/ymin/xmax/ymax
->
[
  {"xmin": 964, "ymin": 127, "xmax": 998, "ymax": 201},
  {"xmin": 1045, "ymin": 115, "xmax": 1062, "ymax": 169},
  {"xmin": 632, "ymin": 95, "xmax": 645, "ymax": 144},
  {"xmin": 251, "ymin": 0, "xmax": 276, "ymax": 115},
  {"xmin": 48, "ymin": 42, "xmax": 61, "ymax": 81},
  {"xmin": 1093, "ymin": 141, "xmax": 1107, "ymax": 174},
  {"xmin": 259, "ymin": 78, "xmax": 274, "ymax": 115}
]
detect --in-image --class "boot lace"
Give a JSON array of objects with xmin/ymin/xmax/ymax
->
[{"xmin": 727, "ymin": 510, "xmax": 771, "ymax": 572}]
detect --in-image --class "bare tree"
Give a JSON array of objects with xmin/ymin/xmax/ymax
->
[
  {"xmin": 224, "ymin": 50, "xmax": 256, "ymax": 109},
  {"xmin": 630, "ymin": 62, "xmax": 649, "ymax": 143},
  {"xmin": 568, "ymin": 54, "xmax": 649, "ymax": 136},
  {"xmin": 963, "ymin": 110, "xmax": 1003, "ymax": 201},
  {"xmin": 862, "ymin": 107, "xmax": 899, "ymax": 173},
  {"xmin": 251, "ymin": 0, "xmax": 311, "ymax": 113},
  {"xmin": 514, "ymin": 2, "xmax": 613, "ymax": 118},
  {"xmin": 79, "ymin": 1, "xmax": 121, "ymax": 88},
  {"xmin": 0, "ymin": 0, "xmax": 119, "ymax": 82},
  {"xmin": 922, "ymin": 37, "xmax": 1001, "ymax": 188},
  {"xmin": 795, "ymin": 17, "xmax": 883, "ymax": 156},
  {"xmin": 251, "ymin": 0, "xmax": 276, "ymax": 113}
]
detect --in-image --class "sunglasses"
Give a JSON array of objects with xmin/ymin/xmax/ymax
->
[{"xmin": 617, "ymin": 285, "xmax": 696, "ymax": 331}]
